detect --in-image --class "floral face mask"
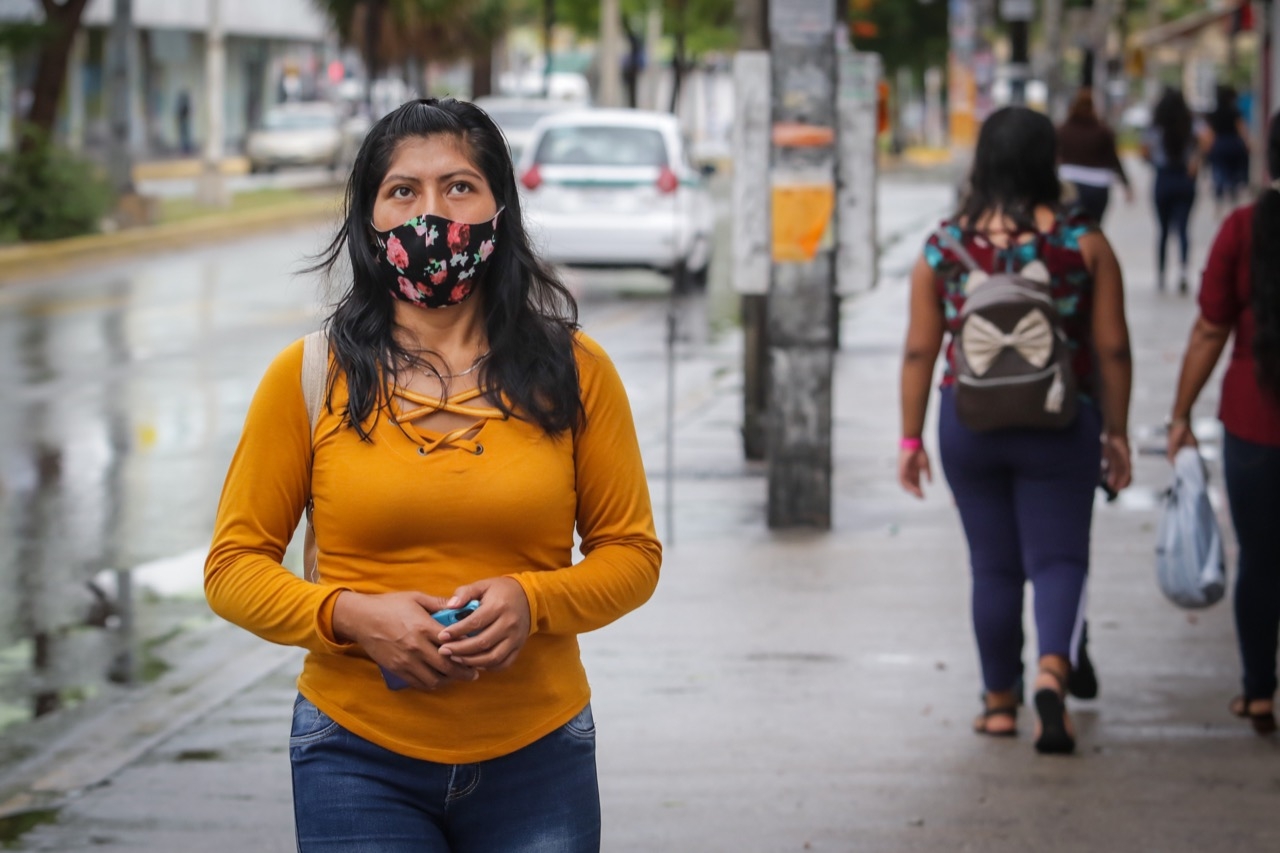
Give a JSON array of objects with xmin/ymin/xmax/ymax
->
[{"xmin": 372, "ymin": 208, "xmax": 503, "ymax": 309}]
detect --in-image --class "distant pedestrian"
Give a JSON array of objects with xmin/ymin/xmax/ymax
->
[
  {"xmin": 1142, "ymin": 88, "xmax": 1202, "ymax": 293},
  {"xmin": 1057, "ymin": 87, "xmax": 1133, "ymax": 225},
  {"xmin": 1167, "ymin": 110, "xmax": 1280, "ymax": 737},
  {"xmin": 175, "ymin": 90, "xmax": 192, "ymax": 155},
  {"xmin": 205, "ymin": 98, "xmax": 661, "ymax": 850},
  {"xmin": 898, "ymin": 106, "xmax": 1133, "ymax": 756},
  {"xmin": 1204, "ymin": 84, "xmax": 1251, "ymax": 215}
]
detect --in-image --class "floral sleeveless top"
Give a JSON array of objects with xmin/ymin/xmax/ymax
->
[{"xmin": 923, "ymin": 209, "xmax": 1099, "ymax": 398}]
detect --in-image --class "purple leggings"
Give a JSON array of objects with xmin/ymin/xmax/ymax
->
[{"xmin": 938, "ymin": 388, "xmax": 1102, "ymax": 693}]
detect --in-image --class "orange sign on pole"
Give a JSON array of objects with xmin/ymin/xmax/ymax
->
[{"xmin": 771, "ymin": 184, "xmax": 836, "ymax": 262}]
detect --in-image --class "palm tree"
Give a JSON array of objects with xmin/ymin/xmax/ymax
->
[{"xmin": 311, "ymin": 0, "xmax": 510, "ymax": 105}]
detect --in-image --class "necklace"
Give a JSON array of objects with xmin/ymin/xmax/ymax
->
[{"xmin": 437, "ymin": 351, "xmax": 489, "ymax": 380}]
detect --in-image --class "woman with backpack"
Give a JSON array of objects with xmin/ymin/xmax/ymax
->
[
  {"xmin": 897, "ymin": 106, "xmax": 1133, "ymax": 755},
  {"xmin": 1167, "ymin": 111, "xmax": 1280, "ymax": 737}
]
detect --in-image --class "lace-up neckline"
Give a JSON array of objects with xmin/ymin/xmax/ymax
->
[{"xmin": 391, "ymin": 385, "xmax": 504, "ymax": 456}]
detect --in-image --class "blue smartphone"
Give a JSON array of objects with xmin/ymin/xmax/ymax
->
[{"xmin": 379, "ymin": 600, "xmax": 481, "ymax": 690}]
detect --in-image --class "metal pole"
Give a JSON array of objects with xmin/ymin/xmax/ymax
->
[
  {"xmin": 664, "ymin": 302, "xmax": 677, "ymax": 545},
  {"xmin": 198, "ymin": 0, "xmax": 228, "ymax": 207}
]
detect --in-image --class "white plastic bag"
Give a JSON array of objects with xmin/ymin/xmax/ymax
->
[{"xmin": 1155, "ymin": 447, "xmax": 1226, "ymax": 609}]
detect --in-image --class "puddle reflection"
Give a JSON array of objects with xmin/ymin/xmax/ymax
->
[{"xmin": 0, "ymin": 234, "xmax": 324, "ymax": 729}]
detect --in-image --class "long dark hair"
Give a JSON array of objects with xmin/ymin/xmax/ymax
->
[
  {"xmin": 1208, "ymin": 85, "xmax": 1240, "ymax": 137},
  {"xmin": 1152, "ymin": 88, "xmax": 1192, "ymax": 165},
  {"xmin": 958, "ymin": 106, "xmax": 1062, "ymax": 233},
  {"xmin": 308, "ymin": 98, "xmax": 582, "ymax": 440},
  {"xmin": 1252, "ymin": 111, "xmax": 1280, "ymax": 398}
]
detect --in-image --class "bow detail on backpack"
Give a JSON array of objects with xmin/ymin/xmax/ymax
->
[{"xmin": 961, "ymin": 309, "xmax": 1055, "ymax": 376}]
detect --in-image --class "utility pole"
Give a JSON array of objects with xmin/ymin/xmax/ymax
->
[
  {"xmin": 765, "ymin": 0, "xmax": 836, "ymax": 528},
  {"xmin": 106, "ymin": 0, "xmax": 134, "ymax": 197},
  {"xmin": 198, "ymin": 0, "xmax": 228, "ymax": 207},
  {"xmin": 599, "ymin": 0, "xmax": 623, "ymax": 107},
  {"xmin": 1001, "ymin": 0, "xmax": 1033, "ymax": 106}
]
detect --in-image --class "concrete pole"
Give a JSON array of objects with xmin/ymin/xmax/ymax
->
[
  {"xmin": 198, "ymin": 0, "xmax": 229, "ymax": 207},
  {"xmin": 765, "ymin": 0, "xmax": 837, "ymax": 529},
  {"xmin": 598, "ymin": 0, "xmax": 623, "ymax": 107},
  {"xmin": 106, "ymin": 0, "xmax": 135, "ymax": 196},
  {"xmin": 644, "ymin": 1, "xmax": 663, "ymax": 111},
  {"xmin": 1041, "ymin": 0, "xmax": 1065, "ymax": 121}
]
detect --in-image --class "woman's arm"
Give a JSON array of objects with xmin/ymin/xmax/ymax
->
[
  {"xmin": 204, "ymin": 341, "xmax": 353, "ymax": 654},
  {"xmin": 1167, "ymin": 316, "xmax": 1232, "ymax": 458},
  {"xmin": 1167, "ymin": 210, "xmax": 1244, "ymax": 458},
  {"xmin": 1082, "ymin": 231, "xmax": 1133, "ymax": 491},
  {"xmin": 898, "ymin": 253, "xmax": 944, "ymax": 498}
]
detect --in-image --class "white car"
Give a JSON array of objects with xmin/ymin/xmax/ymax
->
[
  {"xmin": 516, "ymin": 109, "xmax": 715, "ymax": 290},
  {"xmin": 472, "ymin": 96, "xmax": 577, "ymax": 164},
  {"xmin": 245, "ymin": 103, "xmax": 346, "ymax": 173}
]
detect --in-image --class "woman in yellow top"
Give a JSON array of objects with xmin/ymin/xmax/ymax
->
[{"xmin": 204, "ymin": 98, "xmax": 661, "ymax": 852}]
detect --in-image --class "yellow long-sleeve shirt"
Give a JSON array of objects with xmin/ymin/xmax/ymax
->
[{"xmin": 204, "ymin": 332, "xmax": 661, "ymax": 763}]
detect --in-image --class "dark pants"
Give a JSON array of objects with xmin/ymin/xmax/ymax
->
[
  {"xmin": 1208, "ymin": 135, "xmax": 1249, "ymax": 203},
  {"xmin": 1224, "ymin": 431, "xmax": 1280, "ymax": 700},
  {"xmin": 1073, "ymin": 183, "xmax": 1111, "ymax": 225},
  {"xmin": 939, "ymin": 389, "xmax": 1101, "ymax": 693},
  {"xmin": 1154, "ymin": 168, "xmax": 1197, "ymax": 283}
]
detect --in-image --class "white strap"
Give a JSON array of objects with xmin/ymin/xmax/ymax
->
[
  {"xmin": 300, "ymin": 330, "xmax": 328, "ymax": 583},
  {"xmin": 301, "ymin": 330, "xmax": 328, "ymax": 436}
]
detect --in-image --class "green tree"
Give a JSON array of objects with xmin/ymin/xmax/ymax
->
[
  {"xmin": 556, "ymin": 0, "xmax": 734, "ymax": 110},
  {"xmin": 311, "ymin": 0, "xmax": 512, "ymax": 101},
  {"xmin": 846, "ymin": 0, "xmax": 947, "ymax": 86},
  {"xmin": 0, "ymin": 1, "xmax": 91, "ymax": 145}
]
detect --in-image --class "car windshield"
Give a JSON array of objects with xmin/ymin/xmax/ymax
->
[
  {"xmin": 486, "ymin": 108, "xmax": 556, "ymax": 130},
  {"xmin": 534, "ymin": 126, "xmax": 669, "ymax": 167},
  {"xmin": 261, "ymin": 110, "xmax": 335, "ymax": 131}
]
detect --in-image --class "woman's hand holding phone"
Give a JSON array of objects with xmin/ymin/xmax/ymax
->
[{"xmin": 437, "ymin": 577, "xmax": 532, "ymax": 672}]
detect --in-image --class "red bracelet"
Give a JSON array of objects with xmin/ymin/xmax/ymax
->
[{"xmin": 900, "ymin": 437, "xmax": 923, "ymax": 451}]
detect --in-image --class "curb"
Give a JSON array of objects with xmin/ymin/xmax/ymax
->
[
  {"xmin": 0, "ymin": 620, "xmax": 301, "ymax": 820},
  {"xmin": 0, "ymin": 194, "xmax": 342, "ymax": 284}
]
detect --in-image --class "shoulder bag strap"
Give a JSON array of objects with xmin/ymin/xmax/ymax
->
[
  {"xmin": 933, "ymin": 227, "xmax": 986, "ymax": 273},
  {"xmin": 301, "ymin": 330, "xmax": 328, "ymax": 583}
]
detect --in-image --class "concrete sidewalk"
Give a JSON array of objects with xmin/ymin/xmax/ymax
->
[{"xmin": 5, "ymin": 166, "xmax": 1279, "ymax": 852}]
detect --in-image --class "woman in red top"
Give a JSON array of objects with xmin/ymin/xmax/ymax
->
[{"xmin": 1169, "ymin": 111, "xmax": 1280, "ymax": 736}]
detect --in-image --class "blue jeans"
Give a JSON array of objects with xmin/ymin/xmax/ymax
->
[
  {"xmin": 290, "ymin": 695, "xmax": 601, "ymax": 852},
  {"xmin": 1223, "ymin": 432, "xmax": 1280, "ymax": 700},
  {"xmin": 938, "ymin": 388, "xmax": 1101, "ymax": 693}
]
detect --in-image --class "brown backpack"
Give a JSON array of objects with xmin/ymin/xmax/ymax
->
[{"xmin": 936, "ymin": 230, "xmax": 1079, "ymax": 432}]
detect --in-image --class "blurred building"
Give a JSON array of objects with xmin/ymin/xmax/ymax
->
[{"xmin": 0, "ymin": 0, "xmax": 336, "ymax": 155}]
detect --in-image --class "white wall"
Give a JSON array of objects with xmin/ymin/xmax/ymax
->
[{"xmin": 84, "ymin": 0, "xmax": 328, "ymax": 42}]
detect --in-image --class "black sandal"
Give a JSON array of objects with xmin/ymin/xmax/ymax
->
[
  {"xmin": 1229, "ymin": 696, "xmax": 1277, "ymax": 736},
  {"xmin": 1033, "ymin": 670, "xmax": 1076, "ymax": 755},
  {"xmin": 973, "ymin": 702, "xmax": 1018, "ymax": 737}
]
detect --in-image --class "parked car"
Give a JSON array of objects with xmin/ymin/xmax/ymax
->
[
  {"xmin": 471, "ymin": 96, "xmax": 577, "ymax": 164},
  {"xmin": 516, "ymin": 109, "xmax": 716, "ymax": 291},
  {"xmin": 245, "ymin": 102, "xmax": 346, "ymax": 173}
]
